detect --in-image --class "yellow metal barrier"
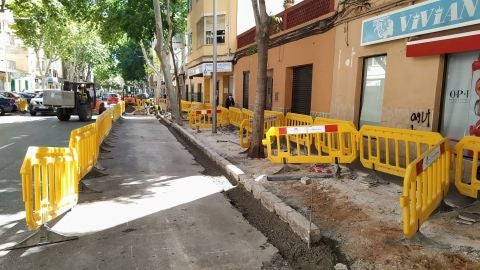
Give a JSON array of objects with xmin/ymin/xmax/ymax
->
[
  {"xmin": 218, "ymin": 106, "xmax": 230, "ymax": 126},
  {"xmin": 228, "ymin": 107, "xmax": 244, "ymax": 128},
  {"xmin": 359, "ymin": 125, "xmax": 443, "ymax": 177},
  {"xmin": 96, "ymin": 108, "xmax": 113, "ymax": 145},
  {"xmin": 285, "ymin": 113, "xmax": 314, "ymax": 146},
  {"xmin": 454, "ymin": 136, "xmax": 480, "ymax": 199},
  {"xmin": 113, "ymin": 104, "xmax": 122, "ymax": 121},
  {"xmin": 239, "ymin": 111, "xmax": 285, "ymax": 148},
  {"xmin": 120, "ymin": 101, "xmax": 125, "ymax": 113},
  {"xmin": 188, "ymin": 109, "xmax": 223, "ymax": 129},
  {"xmin": 314, "ymin": 117, "xmax": 358, "ymax": 159},
  {"xmin": 69, "ymin": 123, "xmax": 98, "ymax": 180},
  {"xmin": 263, "ymin": 123, "xmax": 357, "ymax": 164},
  {"xmin": 181, "ymin": 99, "xmax": 192, "ymax": 113},
  {"xmin": 20, "ymin": 147, "xmax": 78, "ymax": 230},
  {"xmin": 400, "ymin": 138, "xmax": 450, "ymax": 239},
  {"xmin": 17, "ymin": 98, "xmax": 28, "ymax": 112}
]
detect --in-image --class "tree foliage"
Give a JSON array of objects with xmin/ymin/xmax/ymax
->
[
  {"xmin": 8, "ymin": 0, "xmax": 119, "ymax": 86},
  {"xmin": 114, "ymin": 39, "xmax": 147, "ymax": 84}
]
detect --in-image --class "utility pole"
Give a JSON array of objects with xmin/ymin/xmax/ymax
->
[{"xmin": 211, "ymin": 0, "xmax": 218, "ymax": 133}]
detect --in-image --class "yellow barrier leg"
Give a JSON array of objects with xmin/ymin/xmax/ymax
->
[{"xmin": 4, "ymin": 224, "xmax": 78, "ymax": 250}]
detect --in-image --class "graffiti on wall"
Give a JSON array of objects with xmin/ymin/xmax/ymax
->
[{"xmin": 410, "ymin": 109, "xmax": 430, "ymax": 130}]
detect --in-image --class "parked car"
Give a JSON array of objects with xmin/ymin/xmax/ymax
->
[
  {"xmin": 17, "ymin": 92, "xmax": 36, "ymax": 104},
  {"xmin": 29, "ymin": 92, "xmax": 56, "ymax": 116},
  {"xmin": 136, "ymin": 93, "xmax": 149, "ymax": 100},
  {"xmin": 107, "ymin": 93, "xmax": 119, "ymax": 105},
  {"xmin": 0, "ymin": 96, "xmax": 15, "ymax": 115},
  {"xmin": 0, "ymin": 91, "xmax": 20, "ymax": 112}
]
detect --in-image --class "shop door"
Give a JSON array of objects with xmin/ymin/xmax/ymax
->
[
  {"xmin": 265, "ymin": 70, "xmax": 273, "ymax": 110},
  {"xmin": 291, "ymin": 65, "xmax": 312, "ymax": 115},
  {"xmin": 441, "ymin": 51, "xmax": 480, "ymax": 141},
  {"xmin": 359, "ymin": 55, "xmax": 387, "ymax": 127},
  {"xmin": 242, "ymin": 71, "xmax": 249, "ymax": 108}
]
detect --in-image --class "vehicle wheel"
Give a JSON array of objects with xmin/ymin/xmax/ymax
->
[
  {"xmin": 99, "ymin": 105, "xmax": 106, "ymax": 114},
  {"xmin": 29, "ymin": 109, "xmax": 36, "ymax": 116},
  {"xmin": 57, "ymin": 109, "xmax": 71, "ymax": 121},
  {"xmin": 0, "ymin": 106, "xmax": 4, "ymax": 116},
  {"xmin": 78, "ymin": 104, "xmax": 92, "ymax": 122}
]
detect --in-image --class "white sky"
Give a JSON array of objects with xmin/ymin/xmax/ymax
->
[{"xmin": 237, "ymin": 0, "xmax": 304, "ymax": 34}]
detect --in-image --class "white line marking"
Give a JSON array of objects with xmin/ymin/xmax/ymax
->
[{"xmin": 0, "ymin": 143, "xmax": 15, "ymax": 150}]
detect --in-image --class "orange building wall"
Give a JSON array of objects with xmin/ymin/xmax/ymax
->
[
  {"xmin": 331, "ymin": 16, "xmax": 444, "ymax": 130},
  {"xmin": 234, "ymin": 29, "xmax": 336, "ymax": 115}
]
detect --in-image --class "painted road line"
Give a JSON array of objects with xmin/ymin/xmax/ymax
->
[{"xmin": 0, "ymin": 142, "xmax": 15, "ymax": 151}]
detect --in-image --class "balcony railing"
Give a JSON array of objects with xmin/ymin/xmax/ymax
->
[{"xmin": 237, "ymin": 0, "xmax": 334, "ymax": 49}]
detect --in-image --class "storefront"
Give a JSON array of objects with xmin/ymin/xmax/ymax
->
[
  {"xmin": 186, "ymin": 61, "xmax": 233, "ymax": 105},
  {"xmin": 331, "ymin": 0, "xmax": 480, "ymax": 135},
  {"xmin": 234, "ymin": 31, "xmax": 335, "ymax": 115}
]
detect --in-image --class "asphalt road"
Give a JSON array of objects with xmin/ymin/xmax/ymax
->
[
  {"xmin": 0, "ymin": 115, "xmax": 278, "ymax": 269},
  {"xmin": 0, "ymin": 114, "xmax": 88, "ymax": 230}
]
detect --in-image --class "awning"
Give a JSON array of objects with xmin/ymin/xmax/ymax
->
[{"xmin": 406, "ymin": 30, "xmax": 480, "ymax": 57}]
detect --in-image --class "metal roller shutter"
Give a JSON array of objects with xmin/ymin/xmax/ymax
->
[{"xmin": 291, "ymin": 65, "xmax": 313, "ymax": 115}]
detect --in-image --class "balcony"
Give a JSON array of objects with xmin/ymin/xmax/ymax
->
[{"xmin": 237, "ymin": 0, "xmax": 334, "ymax": 49}]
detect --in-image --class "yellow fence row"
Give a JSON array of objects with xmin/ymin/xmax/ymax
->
[
  {"xmin": 19, "ymin": 107, "xmax": 118, "ymax": 232},
  {"xmin": 113, "ymin": 103, "xmax": 122, "ymax": 121},
  {"xmin": 188, "ymin": 109, "xmax": 223, "ymax": 129},
  {"xmin": 400, "ymin": 139, "xmax": 451, "ymax": 239},
  {"xmin": 228, "ymin": 107, "xmax": 244, "ymax": 128},
  {"xmin": 240, "ymin": 110, "xmax": 285, "ymax": 148},
  {"xmin": 69, "ymin": 123, "xmax": 98, "ymax": 180}
]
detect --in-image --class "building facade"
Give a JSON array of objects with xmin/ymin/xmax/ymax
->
[
  {"xmin": 234, "ymin": 0, "xmax": 480, "ymax": 142},
  {"xmin": 234, "ymin": 0, "xmax": 335, "ymax": 115},
  {"xmin": 185, "ymin": 0, "xmax": 237, "ymax": 106},
  {"xmin": 0, "ymin": 9, "xmax": 62, "ymax": 92},
  {"xmin": 331, "ymin": 0, "xmax": 480, "ymax": 142}
]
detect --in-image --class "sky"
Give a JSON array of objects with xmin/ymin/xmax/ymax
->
[{"xmin": 237, "ymin": 0, "xmax": 305, "ymax": 34}]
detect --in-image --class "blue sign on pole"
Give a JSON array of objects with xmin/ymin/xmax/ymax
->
[{"xmin": 361, "ymin": 0, "xmax": 480, "ymax": 46}]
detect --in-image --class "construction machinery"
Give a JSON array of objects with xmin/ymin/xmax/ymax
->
[{"xmin": 43, "ymin": 81, "xmax": 105, "ymax": 121}]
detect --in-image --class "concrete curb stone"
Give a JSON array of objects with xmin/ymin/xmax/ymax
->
[
  {"xmin": 275, "ymin": 202, "xmax": 295, "ymax": 223},
  {"xmin": 161, "ymin": 116, "xmax": 320, "ymax": 244},
  {"xmin": 243, "ymin": 179, "xmax": 254, "ymax": 193},
  {"xmin": 252, "ymin": 183, "xmax": 267, "ymax": 199},
  {"xmin": 260, "ymin": 191, "xmax": 282, "ymax": 212},
  {"xmin": 287, "ymin": 211, "xmax": 321, "ymax": 244}
]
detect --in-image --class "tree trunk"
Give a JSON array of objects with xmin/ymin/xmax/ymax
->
[
  {"xmin": 169, "ymin": 42, "xmax": 183, "ymax": 120},
  {"xmin": 248, "ymin": 0, "xmax": 269, "ymax": 158},
  {"xmin": 152, "ymin": 0, "xmax": 181, "ymax": 124},
  {"xmin": 140, "ymin": 42, "xmax": 162, "ymax": 99}
]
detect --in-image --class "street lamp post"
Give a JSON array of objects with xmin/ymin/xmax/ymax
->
[{"xmin": 211, "ymin": 0, "xmax": 218, "ymax": 133}]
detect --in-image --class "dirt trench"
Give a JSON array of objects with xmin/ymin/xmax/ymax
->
[{"xmin": 165, "ymin": 120, "xmax": 349, "ymax": 270}]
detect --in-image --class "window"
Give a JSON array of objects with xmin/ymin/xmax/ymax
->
[
  {"xmin": 187, "ymin": 32, "xmax": 192, "ymax": 53},
  {"xmin": 188, "ymin": 0, "xmax": 192, "ymax": 12},
  {"xmin": 441, "ymin": 51, "xmax": 480, "ymax": 141},
  {"xmin": 359, "ymin": 55, "xmax": 387, "ymax": 127},
  {"xmin": 197, "ymin": 15, "xmax": 226, "ymax": 47}
]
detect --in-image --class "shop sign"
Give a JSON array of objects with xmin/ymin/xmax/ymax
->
[
  {"xmin": 187, "ymin": 62, "xmax": 232, "ymax": 77},
  {"xmin": 361, "ymin": 0, "xmax": 480, "ymax": 46}
]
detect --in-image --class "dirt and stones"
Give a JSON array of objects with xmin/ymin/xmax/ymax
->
[{"xmin": 167, "ymin": 120, "xmax": 480, "ymax": 269}]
